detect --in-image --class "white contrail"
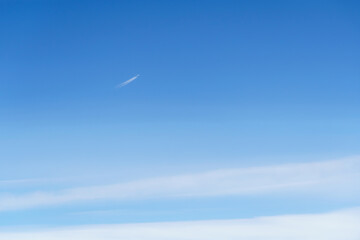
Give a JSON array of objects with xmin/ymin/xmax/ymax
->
[{"xmin": 116, "ymin": 74, "xmax": 139, "ymax": 88}]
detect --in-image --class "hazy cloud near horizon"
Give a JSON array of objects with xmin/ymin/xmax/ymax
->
[{"xmin": 1, "ymin": 207, "xmax": 359, "ymax": 240}]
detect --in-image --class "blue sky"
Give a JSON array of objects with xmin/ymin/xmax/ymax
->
[{"xmin": 0, "ymin": 0, "xmax": 360, "ymax": 239}]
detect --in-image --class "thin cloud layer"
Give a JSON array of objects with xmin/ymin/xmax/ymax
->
[
  {"xmin": 0, "ymin": 157, "xmax": 359, "ymax": 211},
  {"xmin": 1, "ymin": 207, "xmax": 360, "ymax": 240},
  {"xmin": 116, "ymin": 74, "xmax": 139, "ymax": 88}
]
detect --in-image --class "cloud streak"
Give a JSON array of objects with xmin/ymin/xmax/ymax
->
[
  {"xmin": 116, "ymin": 74, "xmax": 139, "ymax": 88},
  {"xmin": 0, "ymin": 157, "xmax": 359, "ymax": 211},
  {"xmin": 1, "ymin": 207, "xmax": 360, "ymax": 240}
]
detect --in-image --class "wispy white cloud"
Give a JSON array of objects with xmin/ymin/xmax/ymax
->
[
  {"xmin": 0, "ymin": 178, "xmax": 41, "ymax": 186},
  {"xmin": 1, "ymin": 207, "xmax": 360, "ymax": 240},
  {"xmin": 116, "ymin": 74, "xmax": 139, "ymax": 88},
  {"xmin": 0, "ymin": 156, "xmax": 359, "ymax": 211},
  {"xmin": 0, "ymin": 177, "xmax": 79, "ymax": 188}
]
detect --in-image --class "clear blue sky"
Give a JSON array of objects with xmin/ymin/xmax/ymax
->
[{"xmin": 0, "ymin": 0, "xmax": 359, "ymax": 238}]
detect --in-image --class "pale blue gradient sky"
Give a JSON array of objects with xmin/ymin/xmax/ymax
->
[{"xmin": 0, "ymin": 0, "xmax": 359, "ymax": 232}]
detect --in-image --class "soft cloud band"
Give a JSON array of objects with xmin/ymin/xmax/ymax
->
[{"xmin": 0, "ymin": 157, "xmax": 359, "ymax": 211}]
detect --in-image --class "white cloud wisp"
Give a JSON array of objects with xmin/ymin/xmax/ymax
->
[{"xmin": 0, "ymin": 157, "xmax": 359, "ymax": 211}]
